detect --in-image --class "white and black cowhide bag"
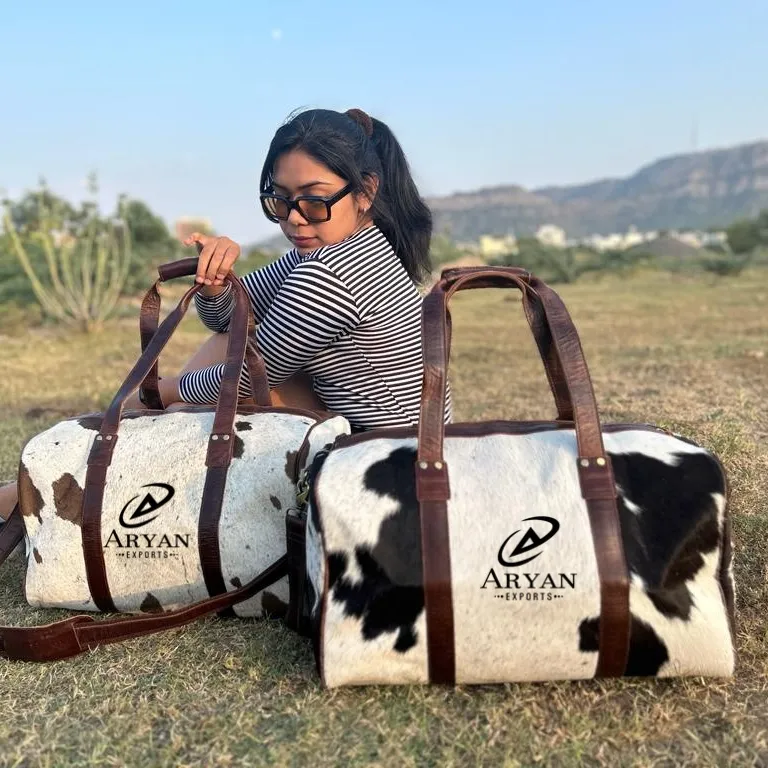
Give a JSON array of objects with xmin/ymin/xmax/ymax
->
[
  {"xmin": 0, "ymin": 258, "xmax": 349, "ymax": 662},
  {"xmin": 299, "ymin": 267, "xmax": 735, "ymax": 687}
]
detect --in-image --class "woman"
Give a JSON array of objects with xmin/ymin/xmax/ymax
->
[{"xmin": 0, "ymin": 107, "xmax": 452, "ymax": 524}]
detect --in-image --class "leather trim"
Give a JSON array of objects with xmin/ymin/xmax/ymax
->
[
  {"xmin": 417, "ymin": 267, "xmax": 630, "ymax": 680},
  {"xmin": 68, "ymin": 404, "xmax": 337, "ymax": 423},
  {"xmin": 198, "ymin": 466, "xmax": 232, "ymax": 615},
  {"xmin": 138, "ymin": 282, "xmax": 164, "ymax": 409},
  {"xmin": 717, "ymin": 469, "xmax": 736, "ymax": 645},
  {"xmin": 333, "ymin": 421, "xmax": 673, "ymax": 449},
  {"xmin": 82, "ymin": 460, "xmax": 117, "ymax": 612},
  {"xmin": 419, "ymin": 499, "xmax": 455, "ymax": 684},
  {"xmin": 284, "ymin": 512, "xmax": 308, "ymax": 634}
]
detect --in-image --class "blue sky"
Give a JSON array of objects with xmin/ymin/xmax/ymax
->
[{"xmin": 2, "ymin": 0, "xmax": 766, "ymax": 244}]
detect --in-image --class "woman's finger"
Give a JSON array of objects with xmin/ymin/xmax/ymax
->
[
  {"xmin": 212, "ymin": 244, "xmax": 240, "ymax": 285},
  {"xmin": 205, "ymin": 240, "xmax": 230, "ymax": 283},
  {"xmin": 196, "ymin": 240, "xmax": 219, "ymax": 284},
  {"xmin": 184, "ymin": 232, "xmax": 211, "ymax": 248}
]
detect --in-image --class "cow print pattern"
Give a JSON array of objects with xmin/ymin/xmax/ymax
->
[{"xmin": 315, "ymin": 439, "xmax": 731, "ymax": 678}]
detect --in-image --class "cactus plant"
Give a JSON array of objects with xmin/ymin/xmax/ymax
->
[{"xmin": 2, "ymin": 182, "xmax": 132, "ymax": 332}]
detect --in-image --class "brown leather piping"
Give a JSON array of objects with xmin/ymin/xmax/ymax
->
[
  {"xmin": 69, "ymin": 404, "xmax": 338, "ymax": 423},
  {"xmin": 414, "ymin": 267, "xmax": 630, "ymax": 683},
  {"xmin": 332, "ymin": 421, "xmax": 674, "ymax": 449},
  {"xmin": 716, "ymin": 470, "xmax": 736, "ymax": 646},
  {"xmin": 309, "ymin": 466, "xmax": 330, "ymax": 687}
]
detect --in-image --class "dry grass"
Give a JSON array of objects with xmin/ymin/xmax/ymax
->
[{"xmin": 0, "ymin": 271, "xmax": 767, "ymax": 767}]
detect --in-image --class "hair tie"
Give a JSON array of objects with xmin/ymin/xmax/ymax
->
[{"xmin": 345, "ymin": 108, "xmax": 374, "ymax": 138}]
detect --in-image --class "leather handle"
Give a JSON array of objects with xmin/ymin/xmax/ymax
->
[
  {"xmin": 439, "ymin": 265, "xmax": 532, "ymax": 288},
  {"xmin": 419, "ymin": 267, "xmax": 588, "ymax": 472},
  {"xmin": 81, "ymin": 274, "xmax": 267, "ymax": 611},
  {"xmin": 138, "ymin": 254, "xmax": 202, "ymax": 407},
  {"xmin": 415, "ymin": 266, "xmax": 630, "ymax": 681},
  {"xmin": 139, "ymin": 255, "xmax": 271, "ymax": 409},
  {"xmin": 439, "ymin": 266, "xmax": 573, "ymax": 421},
  {"xmin": 157, "ymin": 257, "xmax": 199, "ymax": 282},
  {"xmin": 418, "ymin": 267, "xmax": 609, "ymax": 475},
  {"xmin": 0, "ymin": 502, "xmax": 288, "ymax": 663}
]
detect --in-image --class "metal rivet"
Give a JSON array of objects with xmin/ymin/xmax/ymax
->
[
  {"xmin": 434, "ymin": 461, "xmax": 443, "ymax": 470},
  {"xmin": 223, "ymin": 434, "xmax": 230, "ymax": 441},
  {"xmin": 106, "ymin": 435, "xmax": 112, "ymax": 441},
  {"xmin": 211, "ymin": 435, "xmax": 219, "ymax": 441},
  {"xmin": 95, "ymin": 435, "xmax": 103, "ymax": 441},
  {"xmin": 596, "ymin": 457, "xmax": 606, "ymax": 467},
  {"xmin": 418, "ymin": 461, "xmax": 428, "ymax": 470},
  {"xmin": 579, "ymin": 458, "xmax": 590, "ymax": 467}
]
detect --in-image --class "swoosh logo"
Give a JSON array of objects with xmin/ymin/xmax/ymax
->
[
  {"xmin": 119, "ymin": 483, "xmax": 175, "ymax": 529},
  {"xmin": 498, "ymin": 516, "xmax": 560, "ymax": 567}
]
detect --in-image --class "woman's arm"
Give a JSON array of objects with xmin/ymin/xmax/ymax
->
[
  {"xmin": 178, "ymin": 260, "xmax": 359, "ymax": 403},
  {"xmin": 194, "ymin": 248, "xmax": 302, "ymax": 333}
]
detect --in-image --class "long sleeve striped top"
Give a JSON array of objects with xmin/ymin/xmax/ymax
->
[{"xmin": 178, "ymin": 224, "xmax": 453, "ymax": 430}]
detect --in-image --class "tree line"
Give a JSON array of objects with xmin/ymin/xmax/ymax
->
[{"xmin": 2, "ymin": 182, "xmax": 767, "ymax": 332}]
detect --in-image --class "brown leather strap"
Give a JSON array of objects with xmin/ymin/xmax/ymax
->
[
  {"xmin": 417, "ymin": 499, "xmax": 455, "ymax": 684},
  {"xmin": 82, "ymin": 272, "xmax": 264, "ymax": 612},
  {"xmin": 0, "ymin": 504, "xmax": 24, "ymax": 568},
  {"xmin": 197, "ymin": 466, "xmax": 233, "ymax": 616},
  {"xmin": 416, "ymin": 267, "xmax": 630, "ymax": 682},
  {"xmin": 138, "ymin": 282, "xmax": 164, "ymax": 409},
  {"xmin": 138, "ymin": 257, "xmax": 272, "ymax": 408},
  {"xmin": 0, "ymin": 553, "xmax": 288, "ymax": 662},
  {"xmin": 532, "ymin": 277, "xmax": 629, "ymax": 677},
  {"xmin": 284, "ymin": 511, "xmax": 309, "ymax": 634},
  {"xmin": 82, "ymin": 462, "xmax": 116, "ymax": 612}
]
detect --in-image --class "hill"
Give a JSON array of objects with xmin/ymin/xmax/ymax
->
[{"xmin": 428, "ymin": 140, "xmax": 768, "ymax": 239}]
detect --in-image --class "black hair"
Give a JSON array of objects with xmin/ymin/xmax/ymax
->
[{"xmin": 260, "ymin": 108, "xmax": 433, "ymax": 284}]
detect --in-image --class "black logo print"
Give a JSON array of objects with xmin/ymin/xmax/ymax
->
[
  {"xmin": 498, "ymin": 516, "xmax": 560, "ymax": 567},
  {"xmin": 119, "ymin": 483, "xmax": 175, "ymax": 529}
]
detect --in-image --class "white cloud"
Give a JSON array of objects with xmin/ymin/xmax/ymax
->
[{"xmin": 271, "ymin": 28, "xmax": 282, "ymax": 41}]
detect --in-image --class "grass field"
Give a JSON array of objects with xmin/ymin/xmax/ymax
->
[{"xmin": 1, "ymin": 270, "xmax": 766, "ymax": 767}]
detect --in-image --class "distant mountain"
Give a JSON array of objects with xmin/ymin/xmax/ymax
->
[{"xmin": 428, "ymin": 140, "xmax": 768, "ymax": 240}]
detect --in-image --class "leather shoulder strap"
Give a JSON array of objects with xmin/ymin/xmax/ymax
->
[{"xmin": 0, "ymin": 505, "xmax": 288, "ymax": 662}]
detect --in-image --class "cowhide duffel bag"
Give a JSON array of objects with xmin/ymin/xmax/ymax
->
[
  {"xmin": 298, "ymin": 266, "xmax": 735, "ymax": 687},
  {"xmin": 0, "ymin": 257, "xmax": 349, "ymax": 661}
]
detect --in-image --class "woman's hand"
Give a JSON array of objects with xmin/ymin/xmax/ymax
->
[{"xmin": 183, "ymin": 232, "xmax": 241, "ymax": 287}]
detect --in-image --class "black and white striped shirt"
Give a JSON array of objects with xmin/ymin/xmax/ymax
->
[{"xmin": 179, "ymin": 225, "xmax": 453, "ymax": 430}]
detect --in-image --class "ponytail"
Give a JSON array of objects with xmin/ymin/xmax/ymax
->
[
  {"xmin": 261, "ymin": 108, "xmax": 433, "ymax": 284},
  {"xmin": 367, "ymin": 117, "xmax": 433, "ymax": 284}
]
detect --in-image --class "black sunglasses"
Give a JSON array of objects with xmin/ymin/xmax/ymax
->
[{"xmin": 259, "ymin": 184, "xmax": 353, "ymax": 223}]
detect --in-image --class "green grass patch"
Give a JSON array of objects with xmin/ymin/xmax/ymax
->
[{"xmin": 1, "ymin": 273, "xmax": 767, "ymax": 766}]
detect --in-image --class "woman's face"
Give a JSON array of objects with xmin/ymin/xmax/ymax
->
[{"xmin": 271, "ymin": 149, "xmax": 372, "ymax": 254}]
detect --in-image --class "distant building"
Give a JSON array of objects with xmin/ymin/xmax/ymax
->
[
  {"xmin": 668, "ymin": 230, "xmax": 728, "ymax": 249},
  {"xmin": 478, "ymin": 233, "xmax": 518, "ymax": 258},
  {"xmin": 701, "ymin": 231, "xmax": 728, "ymax": 247},
  {"xmin": 535, "ymin": 224, "xmax": 567, "ymax": 248},
  {"xmin": 573, "ymin": 227, "xmax": 728, "ymax": 253},
  {"xmin": 175, "ymin": 217, "xmax": 213, "ymax": 242},
  {"xmin": 621, "ymin": 226, "xmax": 646, "ymax": 250}
]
